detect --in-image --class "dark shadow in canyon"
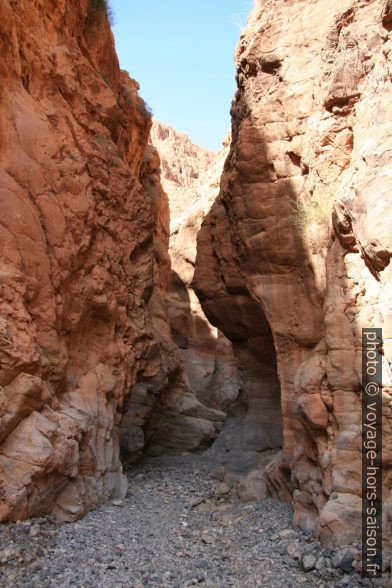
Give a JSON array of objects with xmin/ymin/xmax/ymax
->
[
  {"xmin": 165, "ymin": 267, "xmax": 284, "ymax": 481},
  {"xmin": 120, "ymin": 269, "xmax": 230, "ymax": 466},
  {"xmin": 121, "ymin": 63, "xmax": 327, "ymax": 509},
  {"xmin": 192, "ymin": 92, "xmax": 326, "ymax": 501},
  {"xmin": 166, "ymin": 269, "xmax": 218, "ymax": 400}
]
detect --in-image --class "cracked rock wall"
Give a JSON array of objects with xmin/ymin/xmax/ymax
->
[
  {"xmin": 0, "ymin": 0, "xmax": 159, "ymax": 521},
  {"xmin": 194, "ymin": 0, "xmax": 392, "ymax": 547},
  {"xmin": 119, "ymin": 142, "xmax": 225, "ymax": 461}
]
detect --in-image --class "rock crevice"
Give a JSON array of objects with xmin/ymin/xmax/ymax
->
[{"xmin": 1, "ymin": 1, "xmax": 391, "ymax": 559}]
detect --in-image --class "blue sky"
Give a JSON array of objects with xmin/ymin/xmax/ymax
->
[{"xmin": 111, "ymin": 0, "xmax": 253, "ymax": 151}]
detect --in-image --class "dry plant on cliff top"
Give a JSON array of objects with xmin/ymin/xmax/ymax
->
[{"xmin": 87, "ymin": 0, "xmax": 114, "ymax": 26}]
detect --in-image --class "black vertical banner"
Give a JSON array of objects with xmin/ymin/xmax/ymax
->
[{"xmin": 362, "ymin": 328, "xmax": 383, "ymax": 578}]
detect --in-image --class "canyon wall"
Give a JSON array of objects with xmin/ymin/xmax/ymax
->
[
  {"xmin": 150, "ymin": 120, "xmax": 216, "ymax": 226},
  {"xmin": 0, "ymin": 0, "xmax": 219, "ymax": 522},
  {"xmin": 194, "ymin": 0, "xmax": 392, "ymax": 547},
  {"xmin": 152, "ymin": 121, "xmax": 275, "ymax": 501},
  {"xmin": 2, "ymin": 0, "xmax": 391, "ymax": 549},
  {"xmin": 120, "ymin": 123, "xmax": 229, "ymax": 461},
  {"xmin": 0, "ymin": 0, "xmax": 159, "ymax": 522}
]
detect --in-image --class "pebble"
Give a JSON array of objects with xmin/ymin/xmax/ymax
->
[
  {"xmin": 302, "ymin": 553, "xmax": 317, "ymax": 571},
  {"xmin": 208, "ymin": 466, "xmax": 225, "ymax": 481},
  {"xmin": 212, "ymin": 482, "xmax": 231, "ymax": 498},
  {"xmin": 190, "ymin": 497, "xmax": 204, "ymax": 508},
  {"xmin": 279, "ymin": 528, "xmax": 296, "ymax": 539}
]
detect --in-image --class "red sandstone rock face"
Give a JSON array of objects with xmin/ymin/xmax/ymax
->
[
  {"xmin": 150, "ymin": 120, "xmax": 216, "ymax": 225},
  {"xmin": 0, "ymin": 0, "xmax": 167, "ymax": 522},
  {"xmin": 194, "ymin": 0, "xmax": 392, "ymax": 546},
  {"xmin": 151, "ymin": 121, "xmax": 241, "ymax": 416}
]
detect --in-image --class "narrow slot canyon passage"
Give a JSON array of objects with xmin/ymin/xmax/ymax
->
[
  {"xmin": 0, "ymin": 113, "xmax": 358, "ymax": 588},
  {"xmin": 1, "ymin": 1, "xmax": 391, "ymax": 587}
]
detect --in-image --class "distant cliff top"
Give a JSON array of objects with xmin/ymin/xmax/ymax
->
[{"xmin": 151, "ymin": 119, "xmax": 229, "ymax": 227}]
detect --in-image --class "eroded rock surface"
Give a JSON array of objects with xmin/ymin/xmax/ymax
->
[
  {"xmin": 119, "ymin": 132, "xmax": 227, "ymax": 461},
  {"xmin": 194, "ymin": 0, "xmax": 392, "ymax": 548},
  {"xmin": 0, "ymin": 0, "xmax": 218, "ymax": 523},
  {"xmin": 0, "ymin": 0, "xmax": 163, "ymax": 522},
  {"xmin": 150, "ymin": 120, "xmax": 216, "ymax": 226},
  {"xmin": 151, "ymin": 121, "xmax": 240, "ymax": 416},
  {"xmin": 151, "ymin": 121, "xmax": 276, "ymax": 502}
]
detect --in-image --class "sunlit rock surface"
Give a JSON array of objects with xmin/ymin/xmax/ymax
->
[{"xmin": 0, "ymin": 0, "xmax": 218, "ymax": 522}]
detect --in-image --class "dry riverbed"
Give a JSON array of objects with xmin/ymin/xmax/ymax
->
[{"xmin": 0, "ymin": 454, "xmax": 384, "ymax": 587}]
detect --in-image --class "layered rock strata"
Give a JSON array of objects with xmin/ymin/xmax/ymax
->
[{"xmin": 194, "ymin": 0, "xmax": 392, "ymax": 547}]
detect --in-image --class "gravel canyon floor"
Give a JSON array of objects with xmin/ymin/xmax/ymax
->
[{"xmin": 0, "ymin": 454, "xmax": 374, "ymax": 588}]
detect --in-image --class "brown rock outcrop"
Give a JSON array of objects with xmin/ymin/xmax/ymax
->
[
  {"xmin": 0, "ymin": 0, "xmax": 157, "ymax": 522},
  {"xmin": 0, "ymin": 0, "xmax": 214, "ymax": 522},
  {"xmin": 194, "ymin": 0, "xmax": 392, "ymax": 547},
  {"xmin": 150, "ymin": 120, "xmax": 216, "ymax": 225}
]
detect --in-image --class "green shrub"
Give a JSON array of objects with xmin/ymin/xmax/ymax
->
[
  {"xmin": 136, "ymin": 98, "xmax": 153, "ymax": 119},
  {"xmin": 153, "ymin": 237, "xmax": 167, "ymax": 263},
  {"xmin": 106, "ymin": 1, "xmax": 114, "ymax": 26},
  {"xmin": 39, "ymin": 346, "xmax": 50, "ymax": 360},
  {"xmin": 144, "ymin": 180, "xmax": 161, "ymax": 213},
  {"xmin": 38, "ymin": 346, "xmax": 56, "ymax": 364},
  {"xmin": 122, "ymin": 85, "xmax": 136, "ymax": 106},
  {"xmin": 143, "ymin": 100, "xmax": 153, "ymax": 117}
]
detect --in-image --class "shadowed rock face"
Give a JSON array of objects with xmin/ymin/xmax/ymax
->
[
  {"xmin": 2, "ymin": 0, "xmax": 391, "ymax": 549},
  {"xmin": 118, "ymin": 130, "xmax": 228, "ymax": 462},
  {"xmin": 194, "ymin": 197, "xmax": 283, "ymax": 494},
  {"xmin": 152, "ymin": 120, "xmax": 282, "ymax": 499},
  {"xmin": 194, "ymin": 0, "xmax": 392, "ymax": 547}
]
